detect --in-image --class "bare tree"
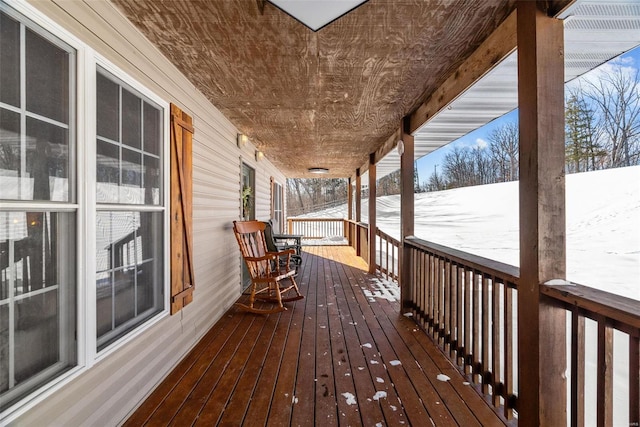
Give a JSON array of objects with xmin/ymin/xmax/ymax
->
[
  {"xmin": 426, "ymin": 165, "xmax": 446, "ymax": 191},
  {"xmin": 487, "ymin": 121, "xmax": 519, "ymax": 182},
  {"xmin": 584, "ymin": 64, "xmax": 640, "ymax": 167}
]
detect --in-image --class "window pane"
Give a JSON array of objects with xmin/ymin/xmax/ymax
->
[
  {"xmin": 96, "ymin": 72, "xmax": 119, "ymax": 141},
  {"xmin": 0, "ymin": 12, "xmax": 20, "ymax": 107},
  {"xmin": 122, "ymin": 148, "xmax": 141, "ymax": 185},
  {"xmin": 121, "ymin": 148, "xmax": 143, "ymax": 204},
  {"xmin": 0, "ymin": 116, "xmax": 70, "ymax": 202},
  {"xmin": 144, "ymin": 155, "xmax": 161, "ymax": 205},
  {"xmin": 25, "ymin": 117, "xmax": 69, "ymax": 202},
  {"xmin": 25, "ymin": 28, "xmax": 69, "ymax": 124},
  {"xmin": 0, "ymin": 211, "xmax": 76, "ymax": 411},
  {"xmin": 114, "ymin": 268, "xmax": 135, "ymax": 328},
  {"xmin": 0, "ymin": 108, "xmax": 21, "ymax": 199},
  {"xmin": 96, "ymin": 271, "xmax": 112, "ymax": 337},
  {"xmin": 143, "ymin": 102, "xmax": 160, "ymax": 156},
  {"xmin": 96, "ymin": 71, "xmax": 163, "ymax": 207},
  {"xmin": 122, "ymin": 89, "xmax": 141, "ymax": 149},
  {"xmin": 96, "ymin": 139, "xmax": 120, "ymax": 203},
  {"xmin": 96, "ymin": 211, "xmax": 163, "ymax": 351}
]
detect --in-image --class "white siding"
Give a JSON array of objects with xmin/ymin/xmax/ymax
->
[{"xmin": 9, "ymin": 1, "xmax": 287, "ymax": 425}]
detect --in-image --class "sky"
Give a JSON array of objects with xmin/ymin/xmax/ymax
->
[{"xmin": 414, "ymin": 45, "xmax": 640, "ymax": 185}]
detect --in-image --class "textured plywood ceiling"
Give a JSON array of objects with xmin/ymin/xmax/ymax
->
[{"xmin": 112, "ymin": 0, "xmax": 516, "ymax": 177}]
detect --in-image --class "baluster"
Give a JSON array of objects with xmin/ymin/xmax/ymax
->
[
  {"xmin": 482, "ymin": 274, "xmax": 490, "ymax": 395},
  {"xmin": 504, "ymin": 284, "xmax": 514, "ymax": 420},
  {"xmin": 596, "ymin": 316, "xmax": 613, "ymax": 426},
  {"xmin": 629, "ymin": 335, "xmax": 639, "ymax": 426},
  {"xmin": 571, "ymin": 309, "xmax": 585, "ymax": 427},
  {"xmin": 465, "ymin": 267, "xmax": 472, "ymax": 375},
  {"xmin": 450, "ymin": 262, "xmax": 458, "ymax": 359},
  {"xmin": 492, "ymin": 278, "xmax": 501, "ymax": 407},
  {"xmin": 444, "ymin": 258, "xmax": 451, "ymax": 350},
  {"xmin": 456, "ymin": 264, "xmax": 464, "ymax": 366},
  {"xmin": 473, "ymin": 271, "xmax": 481, "ymax": 384}
]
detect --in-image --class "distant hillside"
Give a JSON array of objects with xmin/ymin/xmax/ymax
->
[{"xmin": 297, "ymin": 166, "xmax": 640, "ymax": 300}]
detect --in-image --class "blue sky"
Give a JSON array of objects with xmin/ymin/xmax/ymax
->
[{"xmin": 414, "ymin": 45, "xmax": 640, "ymax": 185}]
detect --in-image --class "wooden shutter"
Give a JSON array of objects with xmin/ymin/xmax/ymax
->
[{"xmin": 170, "ymin": 103, "xmax": 195, "ymax": 314}]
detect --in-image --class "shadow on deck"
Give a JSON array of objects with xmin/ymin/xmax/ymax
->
[{"xmin": 124, "ymin": 246, "xmax": 508, "ymax": 426}]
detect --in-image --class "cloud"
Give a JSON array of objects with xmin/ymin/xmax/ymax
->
[
  {"xmin": 475, "ymin": 138, "xmax": 488, "ymax": 149},
  {"xmin": 567, "ymin": 53, "xmax": 639, "ymax": 93}
]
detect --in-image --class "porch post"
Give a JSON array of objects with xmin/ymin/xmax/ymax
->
[
  {"xmin": 400, "ymin": 118, "xmax": 414, "ymax": 311},
  {"xmin": 355, "ymin": 168, "xmax": 362, "ymax": 256},
  {"xmin": 368, "ymin": 154, "xmax": 377, "ymax": 274},
  {"xmin": 347, "ymin": 177, "xmax": 353, "ymax": 221},
  {"xmin": 517, "ymin": 1, "xmax": 567, "ymax": 425}
]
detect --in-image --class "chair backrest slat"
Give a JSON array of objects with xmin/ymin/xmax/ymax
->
[{"xmin": 233, "ymin": 220, "xmax": 270, "ymax": 278}]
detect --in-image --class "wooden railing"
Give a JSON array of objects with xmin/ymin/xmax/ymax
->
[
  {"xmin": 404, "ymin": 236, "xmax": 519, "ymax": 419},
  {"xmin": 287, "ymin": 217, "xmax": 345, "ymax": 239},
  {"xmin": 404, "ymin": 236, "xmax": 640, "ymax": 425},
  {"xmin": 541, "ymin": 284, "xmax": 640, "ymax": 426},
  {"xmin": 375, "ymin": 228, "xmax": 400, "ymax": 282},
  {"xmin": 284, "ymin": 219, "xmax": 640, "ymax": 423}
]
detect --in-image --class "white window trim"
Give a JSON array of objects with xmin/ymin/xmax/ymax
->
[
  {"xmin": 0, "ymin": 0, "xmax": 171, "ymax": 422},
  {"xmin": 87, "ymin": 52, "xmax": 171, "ymax": 362}
]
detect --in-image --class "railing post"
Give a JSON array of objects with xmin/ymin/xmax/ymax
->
[
  {"xmin": 517, "ymin": 1, "xmax": 567, "ymax": 425},
  {"xmin": 400, "ymin": 117, "xmax": 415, "ymax": 310},
  {"xmin": 347, "ymin": 177, "xmax": 353, "ymax": 222},
  {"xmin": 355, "ymin": 169, "xmax": 362, "ymax": 256},
  {"xmin": 368, "ymin": 154, "xmax": 376, "ymax": 274}
]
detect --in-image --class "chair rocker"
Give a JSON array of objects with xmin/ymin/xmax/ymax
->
[{"xmin": 233, "ymin": 220, "xmax": 304, "ymax": 314}]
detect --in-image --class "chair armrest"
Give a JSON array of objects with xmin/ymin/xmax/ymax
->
[
  {"xmin": 245, "ymin": 254, "xmax": 276, "ymax": 262},
  {"xmin": 268, "ymin": 249, "xmax": 295, "ymax": 257}
]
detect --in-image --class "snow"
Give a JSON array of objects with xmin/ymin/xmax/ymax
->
[
  {"xmin": 300, "ymin": 166, "xmax": 640, "ymax": 300},
  {"xmin": 436, "ymin": 374, "xmax": 451, "ymax": 382},
  {"xmin": 372, "ymin": 391, "xmax": 387, "ymax": 401},
  {"xmin": 341, "ymin": 392, "xmax": 357, "ymax": 405}
]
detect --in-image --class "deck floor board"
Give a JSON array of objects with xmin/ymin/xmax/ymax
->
[{"xmin": 124, "ymin": 245, "xmax": 509, "ymax": 427}]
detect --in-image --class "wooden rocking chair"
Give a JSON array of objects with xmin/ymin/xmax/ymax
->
[{"xmin": 233, "ymin": 220, "xmax": 304, "ymax": 314}]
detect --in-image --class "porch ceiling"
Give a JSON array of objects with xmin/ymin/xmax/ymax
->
[{"xmin": 111, "ymin": 0, "xmax": 517, "ymax": 178}]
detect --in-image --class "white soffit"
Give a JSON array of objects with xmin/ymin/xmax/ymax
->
[
  {"xmin": 376, "ymin": 0, "xmax": 640, "ymax": 179},
  {"xmin": 268, "ymin": 0, "xmax": 368, "ymax": 31}
]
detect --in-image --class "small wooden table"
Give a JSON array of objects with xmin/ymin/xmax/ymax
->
[{"xmin": 273, "ymin": 233, "xmax": 303, "ymax": 256}]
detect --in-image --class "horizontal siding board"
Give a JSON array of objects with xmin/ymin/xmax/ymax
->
[{"xmin": 10, "ymin": 0, "xmax": 284, "ymax": 426}]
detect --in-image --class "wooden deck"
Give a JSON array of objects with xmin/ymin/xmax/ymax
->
[{"xmin": 125, "ymin": 246, "xmax": 509, "ymax": 426}]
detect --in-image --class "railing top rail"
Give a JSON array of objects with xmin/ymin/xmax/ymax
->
[
  {"xmin": 376, "ymin": 228, "xmax": 401, "ymax": 246},
  {"xmin": 288, "ymin": 217, "xmax": 344, "ymax": 222},
  {"xmin": 405, "ymin": 236, "xmax": 520, "ymax": 285},
  {"xmin": 542, "ymin": 283, "xmax": 640, "ymax": 333}
]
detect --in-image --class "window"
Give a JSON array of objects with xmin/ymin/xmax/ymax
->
[
  {"xmin": 0, "ymin": 3, "xmax": 168, "ymax": 414},
  {"xmin": 271, "ymin": 179, "xmax": 284, "ymax": 233},
  {"xmin": 95, "ymin": 69, "xmax": 164, "ymax": 351},
  {"xmin": 0, "ymin": 7, "xmax": 77, "ymax": 410}
]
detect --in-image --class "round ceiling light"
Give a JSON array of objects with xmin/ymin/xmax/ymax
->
[{"xmin": 308, "ymin": 167, "xmax": 329, "ymax": 174}]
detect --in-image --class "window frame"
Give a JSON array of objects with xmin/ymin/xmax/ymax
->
[
  {"xmin": 91, "ymin": 63, "xmax": 168, "ymax": 352},
  {"xmin": 87, "ymin": 55, "xmax": 171, "ymax": 361},
  {"xmin": 0, "ymin": 0, "xmax": 171, "ymax": 421},
  {"xmin": 271, "ymin": 178, "xmax": 285, "ymax": 233}
]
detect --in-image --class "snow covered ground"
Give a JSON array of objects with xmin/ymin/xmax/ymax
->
[{"xmin": 300, "ymin": 165, "xmax": 640, "ymax": 300}]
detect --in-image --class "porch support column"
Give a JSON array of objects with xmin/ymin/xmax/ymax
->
[
  {"xmin": 347, "ymin": 177, "xmax": 353, "ymax": 221},
  {"xmin": 517, "ymin": 1, "xmax": 566, "ymax": 425},
  {"xmin": 400, "ymin": 118, "xmax": 414, "ymax": 310},
  {"xmin": 355, "ymin": 169, "xmax": 362, "ymax": 223},
  {"xmin": 355, "ymin": 169, "xmax": 362, "ymax": 256},
  {"xmin": 368, "ymin": 154, "xmax": 377, "ymax": 274}
]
